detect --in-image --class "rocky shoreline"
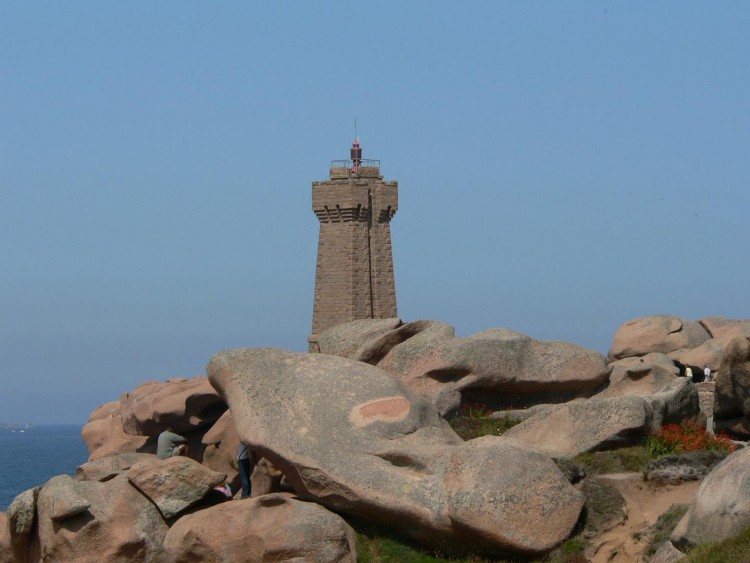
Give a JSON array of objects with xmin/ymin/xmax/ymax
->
[{"xmin": 2, "ymin": 314, "xmax": 750, "ymax": 562}]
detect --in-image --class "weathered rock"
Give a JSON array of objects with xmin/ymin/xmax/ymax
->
[
  {"xmin": 251, "ymin": 457, "xmax": 286, "ymax": 497},
  {"xmin": 163, "ymin": 493, "xmax": 357, "ymax": 562},
  {"xmin": 30, "ymin": 473, "xmax": 168, "ymax": 562},
  {"xmin": 669, "ymin": 333, "xmax": 744, "ymax": 375},
  {"xmin": 81, "ymin": 411, "xmax": 151, "ymax": 461},
  {"xmin": 700, "ymin": 317, "xmax": 750, "ymax": 339},
  {"xmin": 0, "ymin": 512, "xmax": 13, "ymax": 563},
  {"xmin": 6, "ymin": 486, "xmax": 39, "ymax": 562},
  {"xmin": 200, "ymin": 410, "xmax": 241, "ymax": 492},
  {"xmin": 317, "ymin": 317, "xmax": 405, "ymax": 364},
  {"xmin": 87, "ymin": 400, "xmax": 120, "ymax": 422},
  {"xmin": 39, "ymin": 475, "xmax": 91, "ymax": 520},
  {"xmin": 127, "ymin": 455, "xmax": 226, "ymax": 519},
  {"xmin": 597, "ymin": 354, "xmax": 699, "ymax": 427},
  {"xmin": 580, "ymin": 478, "xmax": 627, "ymax": 539},
  {"xmin": 644, "ymin": 451, "xmax": 728, "ymax": 484},
  {"xmin": 375, "ymin": 319, "xmax": 456, "ymax": 374},
  {"xmin": 712, "ymin": 336, "xmax": 750, "ymax": 439},
  {"xmin": 76, "ymin": 453, "xmax": 158, "ymax": 482},
  {"xmin": 609, "ymin": 315, "xmax": 710, "ymax": 360},
  {"xmin": 207, "ymin": 348, "xmax": 584, "ymax": 556},
  {"xmin": 605, "ymin": 353, "xmax": 680, "ymax": 391},
  {"xmin": 650, "ymin": 540, "xmax": 685, "ymax": 563},
  {"xmin": 380, "ymin": 327, "xmax": 610, "ymax": 415},
  {"xmin": 119, "ymin": 376, "xmax": 226, "ymax": 436},
  {"xmin": 670, "ymin": 446, "xmax": 750, "ymax": 549},
  {"xmin": 503, "ymin": 396, "xmax": 654, "ymax": 458}
]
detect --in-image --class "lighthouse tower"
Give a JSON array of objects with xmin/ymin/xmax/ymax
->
[{"xmin": 308, "ymin": 139, "xmax": 398, "ymax": 352}]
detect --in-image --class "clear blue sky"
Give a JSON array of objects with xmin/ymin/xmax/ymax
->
[{"xmin": 2, "ymin": 2, "xmax": 748, "ymax": 424}]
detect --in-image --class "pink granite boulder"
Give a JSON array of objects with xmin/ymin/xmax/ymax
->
[
  {"xmin": 163, "ymin": 493, "xmax": 357, "ymax": 562},
  {"xmin": 596, "ymin": 354, "xmax": 699, "ymax": 427},
  {"xmin": 0, "ymin": 513, "xmax": 12, "ymax": 563},
  {"xmin": 712, "ymin": 336, "xmax": 750, "ymax": 438},
  {"xmin": 700, "ymin": 317, "xmax": 750, "ymax": 339},
  {"xmin": 669, "ymin": 332, "xmax": 743, "ymax": 373},
  {"xmin": 29, "ymin": 473, "xmax": 168, "ymax": 562},
  {"xmin": 200, "ymin": 409, "xmax": 241, "ymax": 493},
  {"xmin": 119, "ymin": 376, "xmax": 226, "ymax": 436},
  {"xmin": 317, "ymin": 317, "xmax": 406, "ymax": 364},
  {"xmin": 379, "ymin": 327, "xmax": 610, "ymax": 415},
  {"xmin": 609, "ymin": 315, "xmax": 710, "ymax": 360},
  {"xmin": 207, "ymin": 348, "xmax": 584, "ymax": 557},
  {"xmin": 81, "ymin": 410, "xmax": 150, "ymax": 461},
  {"xmin": 671, "ymin": 447, "xmax": 750, "ymax": 549},
  {"xmin": 503, "ymin": 395, "xmax": 655, "ymax": 458},
  {"xmin": 127, "ymin": 456, "xmax": 227, "ymax": 519},
  {"xmin": 76, "ymin": 452, "xmax": 158, "ymax": 482}
]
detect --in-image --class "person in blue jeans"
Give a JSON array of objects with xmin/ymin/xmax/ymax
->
[{"xmin": 237, "ymin": 443, "xmax": 256, "ymax": 498}]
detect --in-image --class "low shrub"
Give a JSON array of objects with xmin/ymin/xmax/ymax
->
[
  {"xmin": 448, "ymin": 402, "xmax": 521, "ymax": 441},
  {"xmin": 646, "ymin": 420, "xmax": 736, "ymax": 457},
  {"xmin": 573, "ymin": 446, "xmax": 652, "ymax": 475}
]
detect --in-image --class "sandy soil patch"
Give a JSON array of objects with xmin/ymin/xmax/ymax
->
[{"xmin": 587, "ymin": 473, "xmax": 699, "ymax": 563}]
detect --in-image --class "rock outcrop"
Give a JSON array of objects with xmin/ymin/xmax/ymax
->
[
  {"xmin": 82, "ymin": 402, "xmax": 150, "ymax": 461},
  {"xmin": 12, "ymin": 315, "xmax": 750, "ymax": 561},
  {"xmin": 503, "ymin": 396, "xmax": 654, "ymax": 458},
  {"xmin": 596, "ymin": 354, "xmax": 699, "ymax": 427},
  {"xmin": 28, "ymin": 474, "xmax": 169, "ymax": 562},
  {"xmin": 318, "ymin": 320, "xmax": 610, "ymax": 416},
  {"xmin": 119, "ymin": 376, "xmax": 226, "ymax": 436},
  {"xmin": 609, "ymin": 315, "xmax": 710, "ymax": 360},
  {"xmin": 207, "ymin": 348, "xmax": 585, "ymax": 556}
]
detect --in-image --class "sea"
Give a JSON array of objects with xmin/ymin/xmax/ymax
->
[{"xmin": 0, "ymin": 425, "xmax": 90, "ymax": 511}]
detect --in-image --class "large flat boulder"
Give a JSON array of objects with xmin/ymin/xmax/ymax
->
[
  {"xmin": 163, "ymin": 493, "xmax": 357, "ymax": 562},
  {"xmin": 76, "ymin": 453, "xmax": 158, "ymax": 482},
  {"xmin": 712, "ymin": 336, "xmax": 750, "ymax": 438},
  {"xmin": 119, "ymin": 376, "xmax": 226, "ymax": 436},
  {"xmin": 380, "ymin": 328, "xmax": 610, "ymax": 415},
  {"xmin": 700, "ymin": 317, "xmax": 750, "ymax": 339},
  {"xmin": 671, "ymin": 446, "xmax": 750, "ymax": 549},
  {"xmin": 207, "ymin": 348, "xmax": 584, "ymax": 557},
  {"xmin": 503, "ymin": 396, "xmax": 655, "ymax": 458},
  {"xmin": 127, "ymin": 456, "xmax": 226, "ymax": 519},
  {"xmin": 609, "ymin": 315, "xmax": 710, "ymax": 360},
  {"xmin": 28, "ymin": 473, "xmax": 168, "ymax": 562}
]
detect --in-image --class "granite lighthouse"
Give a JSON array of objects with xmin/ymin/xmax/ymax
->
[{"xmin": 308, "ymin": 139, "xmax": 398, "ymax": 351}]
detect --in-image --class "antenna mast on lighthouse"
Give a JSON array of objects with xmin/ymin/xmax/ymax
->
[{"xmin": 350, "ymin": 118, "xmax": 362, "ymax": 174}]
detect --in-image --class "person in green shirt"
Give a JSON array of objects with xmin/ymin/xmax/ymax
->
[{"xmin": 157, "ymin": 429, "xmax": 189, "ymax": 460}]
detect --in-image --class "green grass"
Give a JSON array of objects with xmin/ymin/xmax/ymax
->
[
  {"xmin": 644, "ymin": 504, "xmax": 690, "ymax": 557},
  {"xmin": 448, "ymin": 415, "xmax": 521, "ymax": 441},
  {"xmin": 573, "ymin": 445, "xmax": 653, "ymax": 475},
  {"xmin": 352, "ymin": 517, "xmax": 587, "ymax": 562},
  {"xmin": 684, "ymin": 524, "xmax": 750, "ymax": 562},
  {"xmin": 353, "ymin": 519, "xmax": 494, "ymax": 562}
]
